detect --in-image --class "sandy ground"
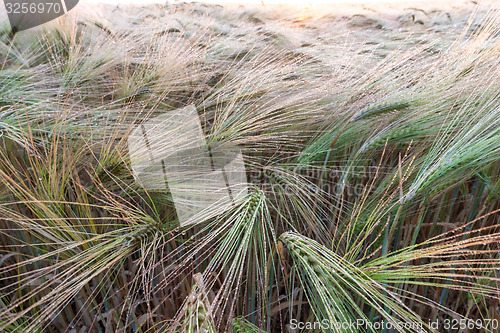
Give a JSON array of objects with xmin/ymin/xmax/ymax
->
[
  {"xmin": 83, "ymin": 0, "xmax": 497, "ymax": 73},
  {"xmin": 1, "ymin": 0, "xmax": 498, "ymax": 77}
]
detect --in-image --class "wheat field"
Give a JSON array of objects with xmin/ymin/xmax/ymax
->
[{"xmin": 0, "ymin": 0, "xmax": 499, "ymax": 332}]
